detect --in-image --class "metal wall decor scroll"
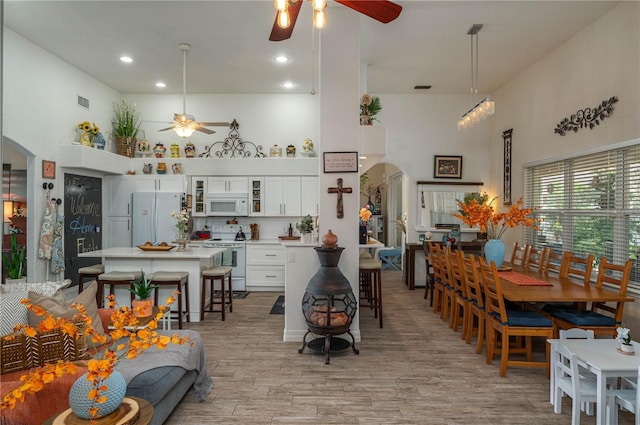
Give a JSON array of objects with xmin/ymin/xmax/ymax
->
[
  {"xmin": 554, "ymin": 96, "xmax": 619, "ymax": 136},
  {"xmin": 198, "ymin": 119, "xmax": 267, "ymax": 158}
]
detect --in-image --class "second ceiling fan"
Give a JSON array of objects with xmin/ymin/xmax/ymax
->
[
  {"xmin": 269, "ymin": 0, "xmax": 402, "ymax": 42},
  {"xmin": 159, "ymin": 43, "xmax": 229, "ymax": 137}
]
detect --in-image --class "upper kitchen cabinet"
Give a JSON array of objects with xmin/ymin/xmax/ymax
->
[
  {"xmin": 301, "ymin": 176, "xmax": 319, "ymax": 216},
  {"xmin": 134, "ymin": 175, "xmax": 186, "ymax": 193},
  {"xmin": 264, "ymin": 177, "xmax": 301, "ymax": 217},
  {"xmin": 249, "ymin": 177, "xmax": 264, "ymax": 216},
  {"xmin": 207, "ymin": 177, "xmax": 248, "ymax": 194},
  {"xmin": 106, "ymin": 175, "xmax": 133, "ymax": 216},
  {"xmin": 192, "ymin": 177, "xmax": 207, "ymax": 217}
]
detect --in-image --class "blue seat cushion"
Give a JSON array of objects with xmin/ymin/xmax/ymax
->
[
  {"xmin": 490, "ymin": 309, "xmax": 552, "ymax": 327},
  {"xmin": 549, "ymin": 308, "xmax": 617, "ymax": 327}
]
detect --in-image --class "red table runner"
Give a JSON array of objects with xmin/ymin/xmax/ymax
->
[{"xmin": 499, "ymin": 271, "xmax": 552, "ymax": 286}]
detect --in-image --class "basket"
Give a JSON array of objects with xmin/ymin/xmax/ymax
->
[{"xmin": 116, "ymin": 136, "xmax": 137, "ymax": 158}]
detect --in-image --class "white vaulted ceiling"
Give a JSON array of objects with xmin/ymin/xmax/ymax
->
[{"xmin": 4, "ymin": 1, "xmax": 618, "ymax": 95}]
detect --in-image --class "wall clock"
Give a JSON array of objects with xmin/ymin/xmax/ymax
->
[{"xmin": 42, "ymin": 160, "xmax": 56, "ymax": 179}]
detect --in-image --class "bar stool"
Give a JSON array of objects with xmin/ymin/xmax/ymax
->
[
  {"xmin": 78, "ymin": 264, "xmax": 104, "ymax": 292},
  {"xmin": 359, "ymin": 258, "xmax": 383, "ymax": 328},
  {"xmin": 200, "ymin": 266, "xmax": 233, "ymax": 321},
  {"xmin": 149, "ymin": 271, "xmax": 190, "ymax": 330},
  {"xmin": 96, "ymin": 271, "xmax": 142, "ymax": 308}
]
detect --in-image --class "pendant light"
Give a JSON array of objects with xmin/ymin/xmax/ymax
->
[{"xmin": 457, "ymin": 24, "xmax": 495, "ymax": 130}]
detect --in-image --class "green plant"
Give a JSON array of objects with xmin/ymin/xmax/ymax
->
[
  {"xmin": 112, "ymin": 100, "xmax": 141, "ymax": 138},
  {"xmin": 127, "ymin": 270, "xmax": 159, "ymax": 300},
  {"xmin": 360, "ymin": 94, "xmax": 382, "ymax": 122},
  {"xmin": 2, "ymin": 234, "xmax": 25, "ymax": 279},
  {"xmin": 296, "ymin": 215, "xmax": 314, "ymax": 234}
]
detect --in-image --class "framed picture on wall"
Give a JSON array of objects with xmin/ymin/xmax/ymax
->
[
  {"xmin": 433, "ymin": 155, "xmax": 462, "ymax": 179},
  {"xmin": 323, "ymin": 151, "xmax": 358, "ymax": 173},
  {"xmin": 42, "ymin": 160, "xmax": 56, "ymax": 179}
]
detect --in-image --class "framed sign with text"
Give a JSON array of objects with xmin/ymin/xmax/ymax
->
[{"xmin": 323, "ymin": 151, "xmax": 358, "ymax": 173}]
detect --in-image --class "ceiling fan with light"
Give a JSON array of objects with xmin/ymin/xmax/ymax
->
[
  {"xmin": 159, "ymin": 43, "xmax": 230, "ymax": 137},
  {"xmin": 269, "ymin": 0, "xmax": 402, "ymax": 42}
]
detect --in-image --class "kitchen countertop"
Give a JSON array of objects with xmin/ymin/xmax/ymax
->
[{"xmin": 79, "ymin": 246, "xmax": 224, "ymax": 259}]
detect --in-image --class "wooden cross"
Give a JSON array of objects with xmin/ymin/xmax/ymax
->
[{"xmin": 327, "ymin": 178, "xmax": 353, "ymax": 219}]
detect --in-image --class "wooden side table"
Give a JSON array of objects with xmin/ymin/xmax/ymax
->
[{"xmin": 42, "ymin": 396, "xmax": 153, "ymax": 425}]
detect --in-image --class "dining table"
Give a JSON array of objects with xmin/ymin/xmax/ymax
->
[
  {"xmin": 497, "ymin": 262, "xmax": 634, "ymax": 305},
  {"xmin": 547, "ymin": 338, "xmax": 640, "ymax": 425}
]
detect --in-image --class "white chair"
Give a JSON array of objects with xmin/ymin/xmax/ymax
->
[
  {"xmin": 609, "ymin": 364, "xmax": 640, "ymax": 425},
  {"xmin": 553, "ymin": 342, "xmax": 614, "ymax": 425},
  {"xmin": 559, "ymin": 328, "xmax": 596, "ymax": 415}
]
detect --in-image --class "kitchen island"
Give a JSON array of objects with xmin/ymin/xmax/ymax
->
[{"xmin": 79, "ymin": 246, "xmax": 225, "ymax": 322}]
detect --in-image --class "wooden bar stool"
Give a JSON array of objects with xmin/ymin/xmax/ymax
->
[
  {"xmin": 96, "ymin": 271, "xmax": 142, "ymax": 308},
  {"xmin": 149, "ymin": 271, "xmax": 190, "ymax": 330},
  {"xmin": 200, "ymin": 266, "xmax": 233, "ymax": 321},
  {"xmin": 359, "ymin": 258, "xmax": 383, "ymax": 328},
  {"xmin": 78, "ymin": 264, "xmax": 104, "ymax": 292}
]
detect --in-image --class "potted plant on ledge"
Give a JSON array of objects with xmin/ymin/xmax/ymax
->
[
  {"xmin": 3, "ymin": 233, "xmax": 26, "ymax": 284},
  {"xmin": 296, "ymin": 215, "xmax": 315, "ymax": 244},
  {"xmin": 127, "ymin": 270, "xmax": 158, "ymax": 317}
]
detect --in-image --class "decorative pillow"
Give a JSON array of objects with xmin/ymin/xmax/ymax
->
[
  {"xmin": 0, "ymin": 292, "xmax": 29, "ymax": 335},
  {"xmin": 0, "ymin": 326, "xmax": 90, "ymax": 374},
  {"xmin": 0, "ymin": 279, "xmax": 71, "ymax": 299},
  {"xmin": 27, "ymin": 281, "xmax": 104, "ymax": 335}
]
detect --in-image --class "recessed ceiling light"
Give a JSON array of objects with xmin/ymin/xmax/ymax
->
[
  {"xmin": 155, "ymin": 82, "xmax": 166, "ymax": 88},
  {"xmin": 120, "ymin": 56, "xmax": 133, "ymax": 63},
  {"xmin": 274, "ymin": 55, "xmax": 289, "ymax": 63},
  {"xmin": 359, "ymin": 156, "xmax": 368, "ymax": 159},
  {"xmin": 282, "ymin": 81, "xmax": 295, "ymax": 89}
]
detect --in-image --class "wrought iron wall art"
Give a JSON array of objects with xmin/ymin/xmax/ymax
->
[
  {"xmin": 554, "ymin": 96, "xmax": 619, "ymax": 136},
  {"xmin": 502, "ymin": 129, "xmax": 512, "ymax": 206},
  {"xmin": 198, "ymin": 119, "xmax": 267, "ymax": 158}
]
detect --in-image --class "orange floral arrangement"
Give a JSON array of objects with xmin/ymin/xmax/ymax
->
[
  {"xmin": 359, "ymin": 205, "xmax": 372, "ymax": 225},
  {"xmin": 452, "ymin": 193, "xmax": 538, "ymax": 239},
  {"xmin": 0, "ymin": 293, "xmax": 190, "ymax": 419}
]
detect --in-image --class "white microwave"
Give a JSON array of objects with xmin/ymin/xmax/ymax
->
[{"xmin": 206, "ymin": 196, "xmax": 248, "ymax": 216}]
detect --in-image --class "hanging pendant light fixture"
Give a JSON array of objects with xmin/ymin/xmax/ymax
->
[{"xmin": 457, "ymin": 24, "xmax": 495, "ymax": 131}]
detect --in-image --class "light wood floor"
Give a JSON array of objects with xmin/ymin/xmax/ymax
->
[{"xmin": 167, "ymin": 270, "xmax": 634, "ymax": 424}]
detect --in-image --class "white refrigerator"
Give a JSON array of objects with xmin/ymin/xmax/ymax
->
[{"xmin": 132, "ymin": 192, "xmax": 183, "ymax": 246}]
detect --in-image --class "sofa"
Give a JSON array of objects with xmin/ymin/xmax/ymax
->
[{"xmin": 0, "ymin": 280, "xmax": 212, "ymax": 425}]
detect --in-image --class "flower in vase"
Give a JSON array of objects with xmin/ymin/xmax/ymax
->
[{"xmin": 359, "ymin": 205, "xmax": 372, "ymax": 226}]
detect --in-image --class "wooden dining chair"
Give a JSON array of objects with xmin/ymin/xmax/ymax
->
[
  {"xmin": 422, "ymin": 240, "xmax": 435, "ymax": 306},
  {"xmin": 525, "ymin": 246, "xmax": 547, "ymax": 271},
  {"xmin": 550, "ymin": 257, "xmax": 632, "ymax": 338},
  {"xmin": 430, "ymin": 242, "xmax": 452, "ymax": 321},
  {"xmin": 562, "ymin": 253, "xmax": 595, "ymax": 285},
  {"xmin": 478, "ymin": 257, "xmax": 555, "ymax": 377},
  {"xmin": 461, "ymin": 253, "xmax": 486, "ymax": 354},
  {"xmin": 510, "ymin": 242, "xmax": 530, "ymax": 266},
  {"xmin": 448, "ymin": 249, "xmax": 469, "ymax": 336},
  {"xmin": 544, "ymin": 250, "xmax": 569, "ymax": 275}
]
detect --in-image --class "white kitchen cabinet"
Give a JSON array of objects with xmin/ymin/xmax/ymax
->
[
  {"xmin": 191, "ymin": 177, "xmax": 207, "ymax": 217},
  {"xmin": 264, "ymin": 177, "xmax": 301, "ymax": 216},
  {"xmin": 301, "ymin": 176, "xmax": 319, "ymax": 216},
  {"xmin": 134, "ymin": 175, "xmax": 186, "ymax": 193},
  {"xmin": 106, "ymin": 175, "xmax": 133, "ymax": 216},
  {"xmin": 105, "ymin": 216, "xmax": 131, "ymax": 248},
  {"xmin": 249, "ymin": 177, "xmax": 264, "ymax": 216},
  {"xmin": 207, "ymin": 177, "xmax": 248, "ymax": 194},
  {"xmin": 246, "ymin": 244, "xmax": 285, "ymax": 290}
]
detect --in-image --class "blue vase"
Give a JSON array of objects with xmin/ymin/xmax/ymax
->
[
  {"xmin": 69, "ymin": 371, "xmax": 126, "ymax": 419},
  {"xmin": 92, "ymin": 132, "xmax": 106, "ymax": 150},
  {"xmin": 484, "ymin": 239, "xmax": 505, "ymax": 268}
]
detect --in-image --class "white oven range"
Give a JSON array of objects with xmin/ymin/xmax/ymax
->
[{"xmin": 202, "ymin": 228, "xmax": 247, "ymax": 292}]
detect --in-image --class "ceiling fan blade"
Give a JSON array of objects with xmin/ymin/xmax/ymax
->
[
  {"xmin": 174, "ymin": 113, "xmax": 195, "ymax": 123},
  {"xmin": 158, "ymin": 126, "xmax": 176, "ymax": 132},
  {"xmin": 335, "ymin": 0, "xmax": 402, "ymax": 23},
  {"xmin": 195, "ymin": 127, "xmax": 216, "ymax": 135},
  {"xmin": 196, "ymin": 122, "xmax": 230, "ymax": 127},
  {"xmin": 269, "ymin": 0, "xmax": 303, "ymax": 42}
]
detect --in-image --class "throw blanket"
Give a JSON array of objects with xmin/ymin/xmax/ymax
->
[{"xmin": 113, "ymin": 330, "xmax": 212, "ymax": 401}]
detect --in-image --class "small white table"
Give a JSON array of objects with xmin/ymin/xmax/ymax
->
[{"xmin": 548, "ymin": 338, "xmax": 640, "ymax": 425}]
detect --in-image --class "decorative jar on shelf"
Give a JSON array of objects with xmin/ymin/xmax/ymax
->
[
  {"xmin": 170, "ymin": 143, "xmax": 180, "ymax": 158},
  {"xmin": 184, "ymin": 141, "xmax": 195, "ymax": 158},
  {"xmin": 153, "ymin": 143, "xmax": 166, "ymax": 158},
  {"xmin": 269, "ymin": 145, "xmax": 282, "ymax": 157}
]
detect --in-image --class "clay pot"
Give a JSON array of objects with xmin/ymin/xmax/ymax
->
[
  {"xmin": 132, "ymin": 299, "xmax": 153, "ymax": 318},
  {"xmin": 321, "ymin": 229, "xmax": 338, "ymax": 248}
]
